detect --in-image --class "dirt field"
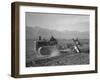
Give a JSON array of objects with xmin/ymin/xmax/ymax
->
[
  {"xmin": 26, "ymin": 39, "xmax": 89, "ymax": 67},
  {"xmin": 26, "ymin": 52, "xmax": 89, "ymax": 67}
]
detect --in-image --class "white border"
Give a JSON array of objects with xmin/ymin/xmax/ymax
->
[{"xmin": 19, "ymin": 6, "xmax": 95, "ymax": 74}]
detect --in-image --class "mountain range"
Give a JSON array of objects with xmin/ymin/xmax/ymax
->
[{"xmin": 26, "ymin": 26, "xmax": 89, "ymax": 40}]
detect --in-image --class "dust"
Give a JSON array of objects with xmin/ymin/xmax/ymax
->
[{"xmin": 50, "ymin": 48, "xmax": 60, "ymax": 57}]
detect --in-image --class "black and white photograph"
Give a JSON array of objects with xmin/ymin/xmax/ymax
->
[
  {"xmin": 26, "ymin": 12, "xmax": 90, "ymax": 67},
  {"xmin": 11, "ymin": 2, "xmax": 97, "ymax": 77}
]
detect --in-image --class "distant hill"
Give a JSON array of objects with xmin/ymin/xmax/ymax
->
[{"xmin": 26, "ymin": 26, "xmax": 89, "ymax": 40}]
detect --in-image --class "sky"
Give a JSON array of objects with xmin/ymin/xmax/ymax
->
[{"xmin": 26, "ymin": 12, "xmax": 90, "ymax": 32}]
